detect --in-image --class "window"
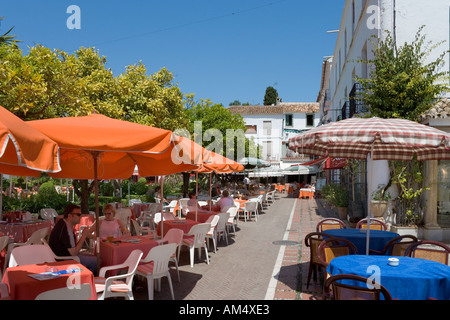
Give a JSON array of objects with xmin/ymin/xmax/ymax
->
[
  {"xmin": 306, "ymin": 114, "xmax": 314, "ymax": 127},
  {"xmin": 285, "ymin": 114, "xmax": 293, "ymax": 127},
  {"xmin": 262, "ymin": 141, "xmax": 272, "ymax": 160},
  {"xmin": 263, "ymin": 121, "xmax": 272, "ymax": 135},
  {"xmin": 245, "ymin": 125, "xmax": 257, "ymax": 134}
]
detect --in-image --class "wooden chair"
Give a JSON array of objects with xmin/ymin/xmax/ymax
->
[
  {"xmin": 369, "ymin": 235, "xmax": 418, "ymax": 256},
  {"xmin": 405, "ymin": 240, "xmax": 450, "ymax": 265},
  {"xmin": 356, "ymin": 218, "xmax": 387, "ymax": 231},
  {"xmin": 304, "ymin": 232, "xmax": 333, "ymax": 288},
  {"xmin": 323, "ymin": 274, "xmax": 392, "ymax": 300},
  {"xmin": 318, "ymin": 237, "xmax": 358, "ymax": 268},
  {"xmin": 316, "ymin": 218, "xmax": 346, "ymax": 232}
]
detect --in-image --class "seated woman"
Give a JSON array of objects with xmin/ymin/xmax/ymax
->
[
  {"xmin": 187, "ymin": 192, "xmax": 208, "ymax": 211},
  {"xmin": 99, "ymin": 204, "xmax": 130, "ymax": 239}
]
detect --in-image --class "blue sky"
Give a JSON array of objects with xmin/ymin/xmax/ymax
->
[{"xmin": 1, "ymin": 0, "xmax": 343, "ymax": 107}]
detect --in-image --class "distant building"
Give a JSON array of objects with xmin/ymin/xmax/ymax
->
[{"xmin": 227, "ymin": 102, "xmax": 320, "ymax": 169}]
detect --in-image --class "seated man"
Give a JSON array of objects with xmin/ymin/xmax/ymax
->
[
  {"xmin": 215, "ymin": 190, "xmax": 234, "ymax": 212},
  {"xmin": 48, "ymin": 204, "xmax": 97, "ymax": 274}
]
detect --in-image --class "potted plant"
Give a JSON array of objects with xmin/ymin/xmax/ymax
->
[
  {"xmin": 370, "ymin": 184, "xmax": 391, "ymax": 218},
  {"xmin": 322, "ymin": 184, "xmax": 349, "ymax": 220}
]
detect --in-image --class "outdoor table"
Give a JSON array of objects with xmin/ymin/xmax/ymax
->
[
  {"xmin": 157, "ymin": 219, "xmax": 200, "ymax": 237},
  {"xmin": 186, "ymin": 211, "xmax": 217, "ymax": 223},
  {"xmin": 100, "ymin": 235, "xmax": 158, "ymax": 269},
  {"xmin": 299, "ymin": 188, "xmax": 314, "ymax": 199},
  {"xmin": 0, "ymin": 220, "xmax": 52, "ymax": 243},
  {"xmin": 327, "ymin": 255, "xmax": 450, "ymax": 300},
  {"xmin": 324, "ymin": 229, "xmax": 399, "ymax": 255},
  {"xmin": 275, "ymin": 185, "xmax": 285, "ymax": 193},
  {"xmin": 2, "ymin": 260, "xmax": 97, "ymax": 300},
  {"xmin": 234, "ymin": 199, "xmax": 248, "ymax": 208}
]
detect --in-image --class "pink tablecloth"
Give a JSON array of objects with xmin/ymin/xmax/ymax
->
[
  {"xmin": 2, "ymin": 260, "xmax": 97, "ymax": 300},
  {"xmin": 186, "ymin": 211, "xmax": 217, "ymax": 223},
  {"xmin": 157, "ymin": 219, "xmax": 200, "ymax": 237},
  {"xmin": 0, "ymin": 220, "xmax": 52, "ymax": 243},
  {"xmin": 100, "ymin": 236, "xmax": 158, "ymax": 268}
]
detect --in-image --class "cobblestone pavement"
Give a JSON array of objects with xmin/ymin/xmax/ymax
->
[{"xmin": 133, "ymin": 192, "xmax": 334, "ymax": 301}]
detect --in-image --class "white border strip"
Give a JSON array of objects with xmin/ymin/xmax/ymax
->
[{"xmin": 264, "ymin": 198, "xmax": 297, "ymax": 300}]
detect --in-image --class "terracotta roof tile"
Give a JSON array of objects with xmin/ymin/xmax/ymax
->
[{"xmin": 227, "ymin": 103, "xmax": 319, "ymax": 115}]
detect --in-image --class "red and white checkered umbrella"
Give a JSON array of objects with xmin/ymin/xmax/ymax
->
[
  {"xmin": 288, "ymin": 117, "xmax": 450, "ymax": 255},
  {"xmin": 288, "ymin": 117, "xmax": 450, "ymax": 161}
]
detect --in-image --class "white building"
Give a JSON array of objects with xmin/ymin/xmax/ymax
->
[
  {"xmin": 228, "ymin": 103, "xmax": 320, "ymax": 169},
  {"xmin": 323, "ymin": 0, "xmax": 450, "ymax": 241},
  {"xmin": 326, "ymin": 0, "xmax": 450, "ymax": 124}
]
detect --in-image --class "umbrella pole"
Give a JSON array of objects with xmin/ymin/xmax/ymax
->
[
  {"xmin": 195, "ymin": 172, "xmax": 198, "ymax": 221},
  {"xmin": 0, "ymin": 174, "xmax": 2, "ymax": 219},
  {"xmin": 160, "ymin": 176, "xmax": 164, "ymax": 237},
  {"xmin": 365, "ymin": 146, "xmax": 374, "ymax": 255},
  {"xmin": 93, "ymin": 152, "xmax": 101, "ymax": 274},
  {"xmin": 209, "ymin": 172, "xmax": 212, "ymax": 211}
]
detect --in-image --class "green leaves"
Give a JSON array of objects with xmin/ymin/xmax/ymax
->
[{"xmin": 356, "ymin": 25, "xmax": 449, "ymax": 121}]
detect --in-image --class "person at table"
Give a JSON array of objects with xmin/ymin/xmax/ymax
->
[
  {"xmin": 214, "ymin": 190, "xmax": 234, "ymax": 211},
  {"xmin": 98, "ymin": 204, "xmax": 130, "ymax": 240},
  {"xmin": 48, "ymin": 204, "xmax": 97, "ymax": 274}
]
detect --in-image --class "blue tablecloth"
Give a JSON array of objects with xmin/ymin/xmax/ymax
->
[
  {"xmin": 327, "ymin": 255, "xmax": 450, "ymax": 300},
  {"xmin": 324, "ymin": 229, "xmax": 399, "ymax": 255}
]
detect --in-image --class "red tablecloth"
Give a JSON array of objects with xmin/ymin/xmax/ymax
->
[
  {"xmin": 186, "ymin": 211, "xmax": 217, "ymax": 223},
  {"xmin": 100, "ymin": 236, "xmax": 158, "ymax": 268},
  {"xmin": 299, "ymin": 188, "xmax": 314, "ymax": 199},
  {"xmin": 0, "ymin": 220, "xmax": 52, "ymax": 243},
  {"xmin": 157, "ymin": 219, "xmax": 200, "ymax": 237},
  {"xmin": 2, "ymin": 260, "xmax": 97, "ymax": 300}
]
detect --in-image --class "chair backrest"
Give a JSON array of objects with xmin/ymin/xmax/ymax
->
[
  {"xmin": 356, "ymin": 218, "xmax": 387, "ymax": 231},
  {"xmin": 26, "ymin": 227, "xmax": 50, "ymax": 245},
  {"xmin": 40, "ymin": 208, "xmax": 58, "ymax": 221},
  {"xmin": 120, "ymin": 249, "xmax": 144, "ymax": 284},
  {"xmin": 217, "ymin": 212, "xmax": 230, "ymax": 232},
  {"xmin": 226, "ymin": 206, "xmax": 238, "ymax": 220},
  {"xmin": 206, "ymin": 215, "xmax": 220, "ymax": 234},
  {"xmin": 131, "ymin": 219, "xmax": 143, "ymax": 236},
  {"xmin": 141, "ymin": 243, "xmax": 177, "ymax": 277},
  {"xmin": 405, "ymin": 240, "xmax": 450, "ymax": 265},
  {"xmin": 244, "ymin": 201, "xmax": 258, "ymax": 211},
  {"xmin": 323, "ymin": 274, "xmax": 392, "ymax": 300},
  {"xmin": 304, "ymin": 232, "xmax": 333, "ymax": 265},
  {"xmin": 115, "ymin": 208, "xmax": 132, "ymax": 227},
  {"xmin": 316, "ymin": 218, "xmax": 346, "ymax": 232},
  {"xmin": 154, "ymin": 212, "xmax": 174, "ymax": 224},
  {"xmin": 35, "ymin": 283, "xmax": 92, "ymax": 300},
  {"xmin": 9, "ymin": 244, "xmax": 56, "ymax": 267},
  {"xmin": 179, "ymin": 198, "xmax": 190, "ymax": 208},
  {"xmin": 384, "ymin": 235, "xmax": 418, "ymax": 256},
  {"xmin": 0, "ymin": 236, "xmax": 10, "ymax": 253},
  {"xmin": 318, "ymin": 237, "xmax": 358, "ymax": 267},
  {"xmin": 186, "ymin": 223, "xmax": 211, "ymax": 248},
  {"xmin": 166, "ymin": 200, "xmax": 178, "ymax": 213},
  {"xmin": 162, "ymin": 228, "xmax": 184, "ymax": 246},
  {"xmin": 148, "ymin": 203, "xmax": 161, "ymax": 214},
  {"xmin": 220, "ymin": 205, "xmax": 233, "ymax": 213}
]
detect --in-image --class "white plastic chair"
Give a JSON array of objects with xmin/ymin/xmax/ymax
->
[
  {"xmin": 9, "ymin": 244, "xmax": 57, "ymax": 267},
  {"xmin": 156, "ymin": 228, "xmax": 184, "ymax": 282},
  {"xmin": 136, "ymin": 243, "xmax": 177, "ymax": 300},
  {"xmin": 94, "ymin": 249, "xmax": 143, "ymax": 300},
  {"xmin": 115, "ymin": 208, "xmax": 132, "ymax": 232},
  {"xmin": 163, "ymin": 200, "xmax": 178, "ymax": 213},
  {"xmin": 0, "ymin": 236, "xmax": 11, "ymax": 279},
  {"xmin": 35, "ymin": 283, "xmax": 92, "ymax": 300},
  {"xmin": 216, "ymin": 212, "xmax": 229, "ymax": 246},
  {"xmin": 205, "ymin": 215, "xmax": 220, "ymax": 253},
  {"xmin": 220, "ymin": 205, "xmax": 233, "ymax": 213},
  {"xmin": 266, "ymin": 191, "xmax": 275, "ymax": 204},
  {"xmin": 178, "ymin": 198, "xmax": 189, "ymax": 214},
  {"xmin": 243, "ymin": 201, "xmax": 258, "ymax": 222},
  {"xmin": 40, "ymin": 239, "xmax": 81, "ymax": 263},
  {"xmin": 181, "ymin": 223, "xmax": 211, "ymax": 268},
  {"xmin": 40, "ymin": 208, "xmax": 59, "ymax": 222},
  {"xmin": 131, "ymin": 219, "xmax": 156, "ymax": 239},
  {"xmin": 226, "ymin": 206, "xmax": 238, "ymax": 236},
  {"xmin": 4, "ymin": 227, "xmax": 50, "ymax": 273}
]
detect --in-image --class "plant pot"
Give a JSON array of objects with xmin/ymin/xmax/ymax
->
[
  {"xmin": 370, "ymin": 200, "xmax": 388, "ymax": 218},
  {"xmin": 337, "ymin": 207, "xmax": 348, "ymax": 220}
]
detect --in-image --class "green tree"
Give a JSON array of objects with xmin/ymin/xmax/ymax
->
[
  {"xmin": 263, "ymin": 86, "xmax": 278, "ymax": 106},
  {"xmin": 355, "ymin": 26, "xmax": 449, "ymax": 121}
]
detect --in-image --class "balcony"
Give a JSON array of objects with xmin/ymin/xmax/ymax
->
[{"xmin": 341, "ymin": 83, "xmax": 368, "ymax": 120}]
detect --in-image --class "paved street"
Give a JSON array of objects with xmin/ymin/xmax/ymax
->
[{"xmin": 134, "ymin": 192, "xmax": 332, "ymax": 301}]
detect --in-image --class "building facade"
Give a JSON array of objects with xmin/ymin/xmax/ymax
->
[
  {"xmin": 322, "ymin": 0, "xmax": 450, "ymax": 241},
  {"xmin": 228, "ymin": 103, "xmax": 320, "ymax": 169}
]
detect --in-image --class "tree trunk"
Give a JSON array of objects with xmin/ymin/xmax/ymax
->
[
  {"xmin": 72, "ymin": 179, "xmax": 95, "ymax": 214},
  {"xmin": 182, "ymin": 172, "xmax": 190, "ymax": 198}
]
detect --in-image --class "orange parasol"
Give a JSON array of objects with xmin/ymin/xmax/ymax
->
[{"xmin": 0, "ymin": 106, "xmax": 61, "ymax": 176}]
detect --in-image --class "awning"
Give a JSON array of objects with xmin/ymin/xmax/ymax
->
[{"xmin": 322, "ymin": 157, "xmax": 347, "ymax": 170}]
